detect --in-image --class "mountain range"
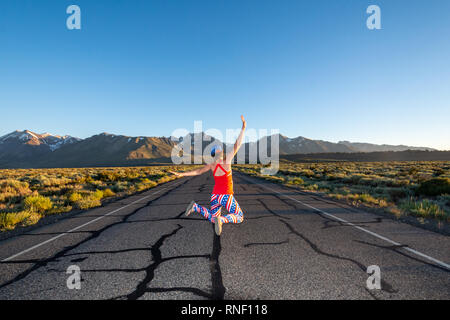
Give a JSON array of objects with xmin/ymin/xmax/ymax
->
[{"xmin": 0, "ymin": 130, "xmax": 437, "ymax": 168}]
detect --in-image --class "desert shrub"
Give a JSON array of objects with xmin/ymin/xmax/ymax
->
[
  {"xmin": 23, "ymin": 195, "xmax": 53, "ymax": 213},
  {"xmin": 0, "ymin": 179, "xmax": 30, "ymax": 192},
  {"xmin": 358, "ymin": 194, "xmax": 388, "ymax": 207},
  {"xmin": 102, "ymin": 189, "xmax": 115, "ymax": 197},
  {"xmin": 330, "ymin": 193, "xmax": 345, "ymax": 200},
  {"xmin": 416, "ymin": 178, "xmax": 450, "ymax": 196},
  {"xmin": 88, "ymin": 180, "xmax": 105, "ymax": 188},
  {"xmin": 136, "ymin": 179, "xmax": 158, "ymax": 192},
  {"xmin": 74, "ymin": 197, "xmax": 101, "ymax": 210},
  {"xmin": 303, "ymin": 184, "xmax": 318, "ymax": 191},
  {"xmin": 85, "ymin": 176, "xmax": 95, "ymax": 184},
  {"xmin": 279, "ymin": 169, "xmax": 302, "ymax": 177},
  {"xmin": 124, "ymin": 170, "xmax": 140, "ymax": 180},
  {"xmin": 0, "ymin": 179, "xmax": 21, "ymax": 188},
  {"xmin": 0, "ymin": 192, "xmax": 16, "ymax": 203},
  {"xmin": 143, "ymin": 178, "xmax": 158, "ymax": 186},
  {"xmin": 95, "ymin": 171, "xmax": 121, "ymax": 182},
  {"xmin": 287, "ymin": 177, "xmax": 304, "ymax": 185},
  {"xmin": 157, "ymin": 175, "xmax": 174, "ymax": 184},
  {"xmin": 73, "ymin": 192, "xmax": 102, "ymax": 210},
  {"xmin": 68, "ymin": 192, "xmax": 83, "ymax": 203},
  {"xmin": 400, "ymin": 198, "xmax": 447, "ymax": 221},
  {"xmin": 263, "ymin": 175, "xmax": 285, "ymax": 183},
  {"xmin": 112, "ymin": 181, "xmax": 129, "ymax": 193},
  {"xmin": 42, "ymin": 177, "xmax": 71, "ymax": 187},
  {"xmin": 69, "ymin": 189, "xmax": 110, "ymax": 210},
  {"xmin": 93, "ymin": 189, "xmax": 104, "ymax": 200},
  {"xmin": 0, "ymin": 210, "xmax": 41, "ymax": 230},
  {"xmin": 299, "ymin": 169, "xmax": 315, "ymax": 178}
]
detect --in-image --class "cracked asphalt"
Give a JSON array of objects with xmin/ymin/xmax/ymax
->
[{"xmin": 0, "ymin": 172, "xmax": 449, "ymax": 300}]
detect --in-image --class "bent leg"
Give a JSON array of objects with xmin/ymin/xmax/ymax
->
[
  {"xmin": 218, "ymin": 194, "xmax": 244, "ymax": 224},
  {"xmin": 192, "ymin": 194, "xmax": 222, "ymax": 223}
]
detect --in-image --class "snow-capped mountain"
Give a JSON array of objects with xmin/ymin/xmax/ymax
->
[
  {"xmin": 0, "ymin": 130, "xmax": 81, "ymax": 151},
  {"xmin": 0, "ymin": 130, "xmax": 82, "ymax": 168}
]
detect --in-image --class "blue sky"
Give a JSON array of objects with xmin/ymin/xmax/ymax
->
[{"xmin": 0, "ymin": 0, "xmax": 449, "ymax": 149}]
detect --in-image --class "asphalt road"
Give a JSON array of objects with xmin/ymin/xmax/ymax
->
[{"xmin": 0, "ymin": 172, "xmax": 449, "ymax": 300}]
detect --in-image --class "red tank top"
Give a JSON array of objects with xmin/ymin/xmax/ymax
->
[{"xmin": 212, "ymin": 163, "xmax": 234, "ymax": 195}]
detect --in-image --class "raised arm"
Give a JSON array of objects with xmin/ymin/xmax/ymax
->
[
  {"xmin": 169, "ymin": 163, "xmax": 212, "ymax": 177},
  {"xmin": 225, "ymin": 115, "xmax": 247, "ymax": 164}
]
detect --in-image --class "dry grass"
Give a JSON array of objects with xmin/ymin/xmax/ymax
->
[{"xmin": 0, "ymin": 165, "xmax": 193, "ymax": 231}]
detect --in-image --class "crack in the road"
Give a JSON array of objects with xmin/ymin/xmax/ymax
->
[
  {"xmin": 48, "ymin": 182, "xmax": 225, "ymax": 300},
  {"xmin": 244, "ymin": 239, "xmax": 289, "ymax": 248},
  {"xmin": 146, "ymin": 286, "xmax": 211, "ymax": 299},
  {"xmin": 68, "ymin": 223, "xmax": 211, "ymax": 300},
  {"xmin": 124, "ymin": 210, "xmax": 206, "ymax": 223},
  {"xmin": 119, "ymin": 175, "xmax": 225, "ymax": 300},
  {"xmin": 118, "ymin": 224, "xmax": 184, "ymax": 300},
  {"xmin": 245, "ymin": 214, "xmax": 278, "ymax": 220},
  {"xmin": 0, "ymin": 180, "xmax": 189, "ymax": 290},
  {"xmin": 257, "ymin": 199, "xmax": 291, "ymax": 220},
  {"xmin": 64, "ymin": 247, "xmax": 156, "ymax": 258},
  {"xmin": 271, "ymin": 194, "xmax": 300, "ymax": 211},
  {"xmin": 279, "ymin": 219, "xmax": 398, "ymax": 296},
  {"xmin": 354, "ymin": 240, "xmax": 450, "ymax": 273},
  {"xmin": 70, "ymin": 257, "xmax": 88, "ymax": 263},
  {"xmin": 107, "ymin": 223, "xmax": 225, "ymax": 300},
  {"xmin": 210, "ymin": 224, "xmax": 226, "ymax": 300}
]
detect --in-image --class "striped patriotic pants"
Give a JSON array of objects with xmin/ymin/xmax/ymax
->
[{"xmin": 193, "ymin": 194, "xmax": 244, "ymax": 224}]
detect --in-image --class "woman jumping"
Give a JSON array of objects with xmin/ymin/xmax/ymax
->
[{"xmin": 169, "ymin": 115, "xmax": 246, "ymax": 236}]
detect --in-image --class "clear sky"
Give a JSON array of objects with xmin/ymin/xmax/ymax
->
[{"xmin": 0, "ymin": 0, "xmax": 449, "ymax": 149}]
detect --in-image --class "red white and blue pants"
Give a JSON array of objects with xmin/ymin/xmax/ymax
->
[{"xmin": 193, "ymin": 194, "xmax": 244, "ymax": 224}]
